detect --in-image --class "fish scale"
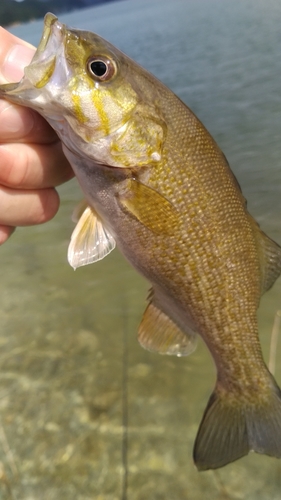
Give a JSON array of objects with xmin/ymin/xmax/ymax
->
[{"xmin": 1, "ymin": 12, "xmax": 281, "ymax": 471}]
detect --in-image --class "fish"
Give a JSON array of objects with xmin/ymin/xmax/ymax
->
[{"xmin": 1, "ymin": 12, "xmax": 281, "ymax": 471}]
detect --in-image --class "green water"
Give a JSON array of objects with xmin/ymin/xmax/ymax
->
[{"xmin": 1, "ymin": 0, "xmax": 281, "ymax": 498}]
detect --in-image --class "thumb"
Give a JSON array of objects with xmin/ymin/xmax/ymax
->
[{"xmin": 0, "ymin": 27, "xmax": 35, "ymax": 83}]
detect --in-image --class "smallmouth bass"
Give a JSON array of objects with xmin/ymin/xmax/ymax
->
[{"xmin": 1, "ymin": 13, "xmax": 281, "ymax": 470}]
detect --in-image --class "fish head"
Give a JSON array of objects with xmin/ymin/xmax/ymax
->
[{"xmin": 0, "ymin": 13, "xmax": 166, "ymax": 168}]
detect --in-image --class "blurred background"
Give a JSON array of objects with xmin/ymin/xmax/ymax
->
[
  {"xmin": 0, "ymin": 0, "xmax": 281, "ymax": 499},
  {"xmin": 0, "ymin": 0, "xmax": 122, "ymax": 27}
]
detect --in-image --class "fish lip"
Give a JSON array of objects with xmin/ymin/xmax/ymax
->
[
  {"xmin": 36, "ymin": 13, "xmax": 60, "ymax": 54},
  {"xmin": 30, "ymin": 12, "xmax": 64, "ymax": 65},
  {"xmin": 21, "ymin": 13, "xmax": 66, "ymax": 89}
]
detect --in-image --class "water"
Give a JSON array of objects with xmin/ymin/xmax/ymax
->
[{"xmin": 1, "ymin": 0, "xmax": 281, "ymax": 498}]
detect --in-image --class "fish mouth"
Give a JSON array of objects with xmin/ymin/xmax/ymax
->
[
  {"xmin": 0, "ymin": 13, "xmax": 65, "ymax": 101},
  {"xmin": 23, "ymin": 13, "xmax": 65, "ymax": 89}
]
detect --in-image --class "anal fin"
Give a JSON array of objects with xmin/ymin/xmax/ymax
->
[{"xmin": 138, "ymin": 295, "xmax": 197, "ymax": 357}]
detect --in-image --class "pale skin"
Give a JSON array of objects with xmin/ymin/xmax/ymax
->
[{"xmin": 0, "ymin": 27, "xmax": 74, "ymax": 244}]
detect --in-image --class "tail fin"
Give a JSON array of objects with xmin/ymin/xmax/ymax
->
[{"xmin": 193, "ymin": 381, "xmax": 281, "ymax": 470}]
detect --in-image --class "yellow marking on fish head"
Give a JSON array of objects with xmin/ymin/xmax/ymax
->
[
  {"xmin": 61, "ymin": 28, "xmax": 139, "ymax": 141},
  {"xmin": 91, "ymin": 88, "xmax": 110, "ymax": 136},
  {"xmin": 71, "ymin": 91, "xmax": 88, "ymax": 124},
  {"xmin": 67, "ymin": 77, "xmax": 89, "ymax": 125},
  {"xmin": 24, "ymin": 56, "xmax": 56, "ymax": 89}
]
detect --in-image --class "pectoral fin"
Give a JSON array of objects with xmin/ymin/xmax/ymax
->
[
  {"xmin": 68, "ymin": 201, "xmax": 115, "ymax": 269},
  {"xmin": 119, "ymin": 179, "xmax": 179, "ymax": 235},
  {"xmin": 138, "ymin": 294, "xmax": 197, "ymax": 357}
]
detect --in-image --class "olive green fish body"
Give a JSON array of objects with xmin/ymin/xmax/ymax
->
[{"xmin": 1, "ymin": 13, "xmax": 281, "ymax": 470}]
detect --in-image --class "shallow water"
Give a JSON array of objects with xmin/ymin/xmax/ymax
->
[{"xmin": 1, "ymin": 0, "xmax": 281, "ymax": 498}]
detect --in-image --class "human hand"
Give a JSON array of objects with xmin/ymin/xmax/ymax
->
[{"xmin": 0, "ymin": 27, "xmax": 74, "ymax": 244}]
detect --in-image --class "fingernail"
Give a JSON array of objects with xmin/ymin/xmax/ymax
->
[
  {"xmin": 0, "ymin": 101, "xmax": 34, "ymax": 137},
  {"xmin": 2, "ymin": 44, "xmax": 35, "ymax": 83}
]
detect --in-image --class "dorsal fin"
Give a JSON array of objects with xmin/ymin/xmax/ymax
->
[{"xmin": 138, "ymin": 290, "xmax": 197, "ymax": 357}]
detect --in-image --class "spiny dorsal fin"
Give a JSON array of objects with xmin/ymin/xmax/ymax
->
[
  {"xmin": 248, "ymin": 214, "xmax": 281, "ymax": 293},
  {"xmin": 68, "ymin": 201, "xmax": 115, "ymax": 269},
  {"xmin": 138, "ymin": 293, "xmax": 197, "ymax": 357}
]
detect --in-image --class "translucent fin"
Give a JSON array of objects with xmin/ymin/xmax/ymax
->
[
  {"xmin": 138, "ymin": 294, "xmax": 197, "ymax": 357},
  {"xmin": 119, "ymin": 179, "xmax": 179, "ymax": 235},
  {"xmin": 248, "ymin": 214, "xmax": 281, "ymax": 293},
  {"xmin": 68, "ymin": 204, "xmax": 115, "ymax": 270},
  {"xmin": 257, "ymin": 231, "xmax": 281, "ymax": 293},
  {"xmin": 194, "ymin": 379, "xmax": 281, "ymax": 471}
]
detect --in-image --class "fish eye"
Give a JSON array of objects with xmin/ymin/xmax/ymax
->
[{"xmin": 87, "ymin": 56, "xmax": 116, "ymax": 81}]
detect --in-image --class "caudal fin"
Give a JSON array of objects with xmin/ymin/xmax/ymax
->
[{"xmin": 193, "ymin": 381, "xmax": 281, "ymax": 470}]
